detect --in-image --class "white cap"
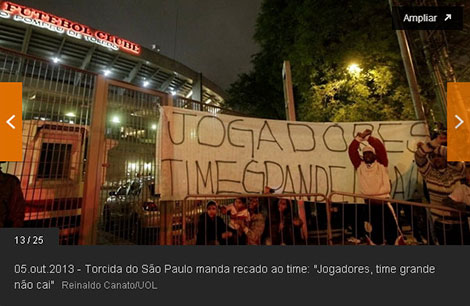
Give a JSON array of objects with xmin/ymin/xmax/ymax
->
[{"xmin": 362, "ymin": 145, "xmax": 376, "ymax": 154}]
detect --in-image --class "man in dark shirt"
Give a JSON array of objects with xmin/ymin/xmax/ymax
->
[{"xmin": 0, "ymin": 162, "xmax": 25, "ymax": 227}]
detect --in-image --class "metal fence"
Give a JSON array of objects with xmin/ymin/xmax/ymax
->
[
  {"xmin": 173, "ymin": 96, "xmax": 246, "ymax": 116},
  {"xmin": 0, "ymin": 47, "xmax": 249, "ymax": 245},
  {"xmin": 327, "ymin": 191, "xmax": 470, "ymax": 245},
  {"xmin": 177, "ymin": 193, "xmax": 328, "ymax": 246},
  {"xmin": 88, "ymin": 187, "xmax": 470, "ymax": 246},
  {"xmin": 94, "ymin": 82, "xmax": 164, "ymax": 245},
  {"xmin": 1, "ymin": 48, "xmax": 96, "ymax": 245}
]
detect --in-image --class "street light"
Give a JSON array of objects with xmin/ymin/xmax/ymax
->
[{"xmin": 347, "ymin": 63, "xmax": 362, "ymax": 75}]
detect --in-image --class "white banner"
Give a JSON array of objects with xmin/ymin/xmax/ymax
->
[{"xmin": 156, "ymin": 106, "xmax": 428, "ymax": 201}]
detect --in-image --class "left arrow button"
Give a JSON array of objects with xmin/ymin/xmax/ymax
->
[
  {"xmin": 6, "ymin": 114, "xmax": 15, "ymax": 129},
  {"xmin": 0, "ymin": 83, "xmax": 22, "ymax": 161}
]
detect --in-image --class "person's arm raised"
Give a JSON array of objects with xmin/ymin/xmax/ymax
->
[
  {"xmin": 367, "ymin": 136, "xmax": 388, "ymax": 167},
  {"xmin": 348, "ymin": 135, "xmax": 363, "ymax": 169}
]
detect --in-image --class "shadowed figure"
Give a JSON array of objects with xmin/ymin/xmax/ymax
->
[
  {"xmin": 0, "ymin": 162, "xmax": 25, "ymax": 227},
  {"xmin": 196, "ymin": 200, "xmax": 231, "ymax": 245}
]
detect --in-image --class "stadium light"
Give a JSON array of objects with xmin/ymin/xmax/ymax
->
[{"xmin": 111, "ymin": 116, "xmax": 120, "ymax": 124}]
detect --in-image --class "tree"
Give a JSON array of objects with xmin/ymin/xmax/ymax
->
[
  {"xmin": 301, "ymin": 65, "xmax": 415, "ymax": 122},
  {"xmin": 224, "ymin": 0, "xmax": 420, "ymax": 122}
]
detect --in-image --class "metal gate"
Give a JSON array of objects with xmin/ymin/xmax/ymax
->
[
  {"xmin": 0, "ymin": 48, "xmax": 168, "ymax": 245},
  {"xmin": 0, "ymin": 47, "xmax": 252, "ymax": 245},
  {"xmin": 0, "ymin": 48, "xmax": 96, "ymax": 244},
  {"xmin": 81, "ymin": 77, "xmax": 167, "ymax": 245}
]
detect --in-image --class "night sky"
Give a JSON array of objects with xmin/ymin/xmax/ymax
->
[{"xmin": 17, "ymin": 0, "xmax": 262, "ymax": 91}]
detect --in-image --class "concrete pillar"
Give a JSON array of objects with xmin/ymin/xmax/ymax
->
[
  {"xmin": 80, "ymin": 75, "xmax": 108, "ymax": 245},
  {"xmin": 192, "ymin": 73, "xmax": 202, "ymax": 102}
]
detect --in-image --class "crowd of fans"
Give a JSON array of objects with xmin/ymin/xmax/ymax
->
[
  {"xmin": 196, "ymin": 193, "xmax": 305, "ymax": 246},
  {"xmin": 196, "ymin": 129, "xmax": 470, "ymax": 245}
]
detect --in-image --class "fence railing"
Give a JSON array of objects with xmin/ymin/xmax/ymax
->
[
  {"xmin": 327, "ymin": 191, "xmax": 470, "ymax": 245},
  {"xmin": 175, "ymin": 193, "xmax": 327, "ymax": 246},
  {"xmin": 1, "ymin": 47, "xmax": 96, "ymax": 245},
  {"xmin": 96, "ymin": 190, "xmax": 470, "ymax": 246},
  {"xmin": 173, "ymin": 96, "xmax": 247, "ymax": 117}
]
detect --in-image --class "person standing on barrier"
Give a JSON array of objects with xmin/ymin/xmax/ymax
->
[
  {"xmin": 415, "ymin": 133, "xmax": 465, "ymax": 245},
  {"xmin": 240, "ymin": 197, "xmax": 266, "ymax": 245},
  {"xmin": 348, "ymin": 129, "xmax": 396, "ymax": 245},
  {"xmin": 0, "ymin": 162, "xmax": 25, "ymax": 228},
  {"xmin": 196, "ymin": 201, "xmax": 232, "ymax": 245}
]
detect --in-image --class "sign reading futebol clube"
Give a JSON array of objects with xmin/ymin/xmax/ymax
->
[
  {"xmin": 156, "ymin": 106, "xmax": 428, "ymax": 201},
  {"xmin": 0, "ymin": 1, "xmax": 141, "ymax": 55}
]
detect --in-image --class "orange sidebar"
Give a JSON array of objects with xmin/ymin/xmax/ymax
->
[
  {"xmin": 0, "ymin": 82, "xmax": 22, "ymax": 161},
  {"xmin": 448, "ymin": 82, "xmax": 470, "ymax": 161}
]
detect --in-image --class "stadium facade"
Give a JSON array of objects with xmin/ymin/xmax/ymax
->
[
  {"xmin": 0, "ymin": 0, "xmax": 227, "ymax": 103},
  {"xmin": 0, "ymin": 1, "xmax": 233, "ymax": 244}
]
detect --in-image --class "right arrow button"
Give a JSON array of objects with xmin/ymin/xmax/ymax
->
[
  {"xmin": 448, "ymin": 83, "xmax": 470, "ymax": 161},
  {"xmin": 455, "ymin": 114, "xmax": 464, "ymax": 129}
]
